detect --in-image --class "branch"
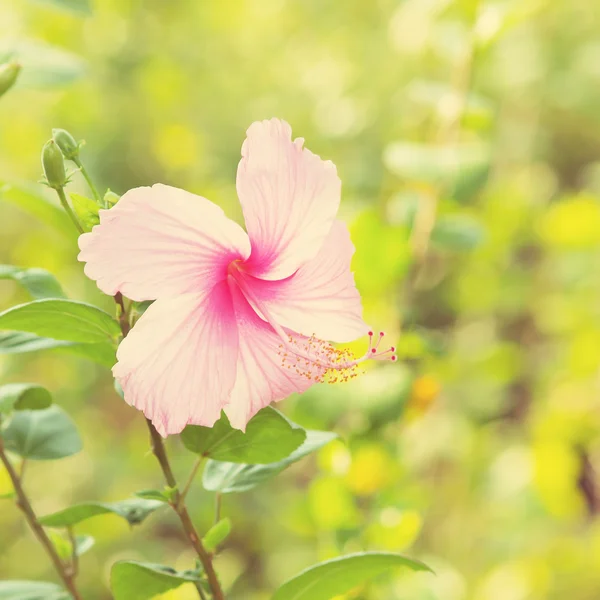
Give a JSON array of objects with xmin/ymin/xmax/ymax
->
[
  {"xmin": 0, "ymin": 438, "xmax": 83, "ymax": 600},
  {"xmin": 146, "ymin": 421, "xmax": 225, "ymax": 600}
]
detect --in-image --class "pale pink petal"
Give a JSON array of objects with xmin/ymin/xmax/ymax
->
[
  {"xmin": 240, "ymin": 221, "xmax": 369, "ymax": 343},
  {"xmin": 236, "ymin": 118, "xmax": 341, "ymax": 280},
  {"xmin": 224, "ymin": 283, "xmax": 316, "ymax": 430},
  {"xmin": 113, "ymin": 281, "xmax": 239, "ymax": 436},
  {"xmin": 78, "ymin": 184, "xmax": 250, "ymax": 301}
]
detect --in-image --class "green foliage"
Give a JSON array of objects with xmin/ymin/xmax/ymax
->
[
  {"xmin": 431, "ymin": 215, "xmax": 485, "ymax": 251},
  {"xmin": 181, "ymin": 407, "xmax": 306, "ymax": 464},
  {"xmin": 48, "ymin": 531, "xmax": 94, "ymax": 561},
  {"xmin": 31, "ymin": 0, "xmax": 93, "ymax": 16},
  {"xmin": 0, "ymin": 581, "xmax": 69, "ymax": 600},
  {"xmin": 110, "ymin": 561, "xmax": 203, "ymax": 600},
  {"xmin": 39, "ymin": 497, "xmax": 165, "ymax": 527},
  {"xmin": 203, "ymin": 430, "xmax": 337, "ymax": 493},
  {"xmin": 272, "ymin": 553, "xmax": 432, "ymax": 600},
  {"xmin": 70, "ymin": 193, "xmax": 99, "ymax": 231},
  {"xmin": 0, "ymin": 40, "xmax": 85, "ymax": 88},
  {"xmin": 0, "ymin": 405, "xmax": 81, "ymax": 460},
  {"xmin": 0, "ymin": 299, "xmax": 120, "ymax": 344},
  {"xmin": 202, "ymin": 518, "xmax": 231, "ymax": 552},
  {"xmin": 0, "ymin": 265, "xmax": 65, "ymax": 299},
  {"xmin": 0, "ymin": 182, "xmax": 71, "ymax": 234},
  {"xmin": 0, "ymin": 383, "xmax": 52, "ymax": 413}
]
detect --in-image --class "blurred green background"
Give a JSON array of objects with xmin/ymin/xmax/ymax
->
[{"xmin": 2, "ymin": 0, "xmax": 600, "ymax": 598}]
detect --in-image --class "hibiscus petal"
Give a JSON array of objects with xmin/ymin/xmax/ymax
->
[
  {"xmin": 224, "ymin": 284, "xmax": 316, "ymax": 431},
  {"xmin": 240, "ymin": 221, "xmax": 369, "ymax": 343},
  {"xmin": 113, "ymin": 281, "xmax": 239, "ymax": 436},
  {"xmin": 236, "ymin": 118, "xmax": 341, "ymax": 280},
  {"xmin": 78, "ymin": 184, "xmax": 250, "ymax": 301}
]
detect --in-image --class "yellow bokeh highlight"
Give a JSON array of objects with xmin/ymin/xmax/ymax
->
[
  {"xmin": 367, "ymin": 508, "xmax": 423, "ymax": 551},
  {"xmin": 346, "ymin": 444, "xmax": 394, "ymax": 496},
  {"xmin": 532, "ymin": 441, "xmax": 585, "ymax": 519},
  {"xmin": 153, "ymin": 124, "xmax": 199, "ymax": 170},
  {"xmin": 538, "ymin": 193, "xmax": 600, "ymax": 249}
]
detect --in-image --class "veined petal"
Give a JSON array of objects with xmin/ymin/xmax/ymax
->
[
  {"xmin": 78, "ymin": 184, "xmax": 250, "ymax": 301},
  {"xmin": 241, "ymin": 221, "xmax": 369, "ymax": 343},
  {"xmin": 236, "ymin": 118, "xmax": 341, "ymax": 280},
  {"xmin": 224, "ymin": 283, "xmax": 316, "ymax": 431},
  {"xmin": 113, "ymin": 282, "xmax": 239, "ymax": 436}
]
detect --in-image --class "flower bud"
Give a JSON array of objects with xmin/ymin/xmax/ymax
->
[
  {"xmin": 52, "ymin": 128, "xmax": 80, "ymax": 161},
  {"xmin": 41, "ymin": 140, "xmax": 67, "ymax": 190},
  {"xmin": 0, "ymin": 61, "xmax": 21, "ymax": 98},
  {"xmin": 104, "ymin": 190, "xmax": 120, "ymax": 207}
]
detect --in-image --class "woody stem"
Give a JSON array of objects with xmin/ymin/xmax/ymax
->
[
  {"xmin": 0, "ymin": 436, "xmax": 83, "ymax": 600},
  {"xmin": 146, "ymin": 421, "xmax": 225, "ymax": 600},
  {"xmin": 111, "ymin": 294, "xmax": 224, "ymax": 600}
]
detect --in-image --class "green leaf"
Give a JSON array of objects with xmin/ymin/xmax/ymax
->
[
  {"xmin": 39, "ymin": 498, "xmax": 165, "ymax": 527},
  {"xmin": 0, "ymin": 580, "xmax": 69, "ymax": 600},
  {"xmin": 0, "ymin": 265, "xmax": 66, "ymax": 299},
  {"xmin": 1, "ymin": 406, "xmax": 82, "ymax": 460},
  {"xmin": 0, "ymin": 332, "xmax": 116, "ymax": 368},
  {"xmin": 0, "ymin": 299, "xmax": 121, "ymax": 344},
  {"xmin": 48, "ymin": 531, "xmax": 95, "ymax": 561},
  {"xmin": 0, "ymin": 383, "xmax": 52, "ymax": 413},
  {"xmin": 31, "ymin": 0, "xmax": 93, "ymax": 16},
  {"xmin": 431, "ymin": 216, "xmax": 486, "ymax": 251},
  {"xmin": 383, "ymin": 142, "xmax": 490, "ymax": 201},
  {"xmin": 0, "ymin": 39, "xmax": 85, "ymax": 88},
  {"xmin": 134, "ymin": 489, "xmax": 170, "ymax": 503},
  {"xmin": 111, "ymin": 561, "xmax": 202, "ymax": 600},
  {"xmin": 70, "ymin": 193, "xmax": 99, "ymax": 232},
  {"xmin": 0, "ymin": 181, "xmax": 71, "ymax": 235},
  {"xmin": 272, "ymin": 552, "xmax": 432, "ymax": 600},
  {"xmin": 181, "ymin": 407, "xmax": 306, "ymax": 464},
  {"xmin": 202, "ymin": 518, "xmax": 231, "ymax": 552},
  {"xmin": 0, "ymin": 491, "xmax": 16, "ymax": 500},
  {"xmin": 203, "ymin": 430, "xmax": 337, "ymax": 494}
]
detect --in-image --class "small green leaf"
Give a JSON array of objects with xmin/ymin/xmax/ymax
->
[
  {"xmin": 0, "ymin": 383, "xmax": 52, "ymax": 413},
  {"xmin": 70, "ymin": 193, "xmax": 99, "ymax": 232},
  {"xmin": 0, "ymin": 491, "xmax": 16, "ymax": 500},
  {"xmin": 431, "ymin": 216, "xmax": 485, "ymax": 251},
  {"xmin": 1, "ymin": 406, "xmax": 82, "ymax": 460},
  {"xmin": 31, "ymin": 0, "xmax": 93, "ymax": 16},
  {"xmin": 111, "ymin": 561, "xmax": 203, "ymax": 600},
  {"xmin": 48, "ymin": 531, "xmax": 95, "ymax": 561},
  {"xmin": 0, "ymin": 580, "xmax": 70, "ymax": 600},
  {"xmin": 0, "ymin": 299, "xmax": 121, "ymax": 344},
  {"xmin": 202, "ymin": 518, "xmax": 231, "ymax": 553},
  {"xmin": 0, "ymin": 181, "xmax": 71, "ymax": 235},
  {"xmin": 0, "ymin": 40, "xmax": 85, "ymax": 88},
  {"xmin": 272, "ymin": 552, "xmax": 432, "ymax": 600},
  {"xmin": 181, "ymin": 407, "xmax": 306, "ymax": 464},
  {"xmin": 203, "ymin": 430, "xmax": 337, "ymax": 494},
  {"xmin": 47, "ymin": 530, "xmax": 72, "ymax": 562},
  {"xmin": 0, "ymin": 332, "xmax": 116, "ymax": 368},
  {"xmin": 383, "ymin": 142, "xmax": 490, "ymax": 202},
  {"xmin": 134, "ymin": 489, "xmax": 170, "ymax": 503},
  {"xmin": 0, "ymin": 265, "xmax": 66, "ymax": 299},
  {"xmin": 39, "ymin": 498, "xmax": 165, "ymax": 527}
]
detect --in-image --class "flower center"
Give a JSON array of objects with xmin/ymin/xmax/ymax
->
[{"xmin": 227, "ymin": 259, "xmax": 396, "ymax": 384}]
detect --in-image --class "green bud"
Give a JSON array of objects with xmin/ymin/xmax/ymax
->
[
  {"xmin": 0, "ymin": 61, "xmax": 21, "ymax": 98},
  {"xmin": 104, "ymin": 189, "xmax": 120, "ymax": 207},
  {"xmin": 52, "ymin": 128, "xmax": 80, "ymax": 161},
  {"xmin": 41, "ymin": 140, "xmax": 67, "ymax": 190}
]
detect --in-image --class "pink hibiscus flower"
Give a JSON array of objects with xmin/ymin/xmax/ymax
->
[{"xmin": 78, "ymin": 119, "xmax": 396, "ymax": 436}]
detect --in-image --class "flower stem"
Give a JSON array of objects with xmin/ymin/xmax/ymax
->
[
  {"xmin": 74, "ymin": 158, "xmax": 102, "ymax": 206},
  {"xmin": 146, "ymin": 420, "xmax": 225, "ymax": 600},
  {"xmin": 0, "ymin": 436, "xmax": 83, "ymax": 600},
  {"xmin": 54, "ymin": 187, "xmax": 84, "ymax": 234}
]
